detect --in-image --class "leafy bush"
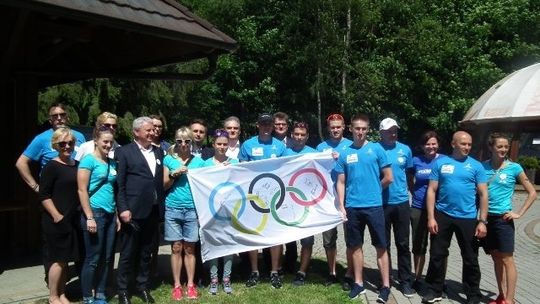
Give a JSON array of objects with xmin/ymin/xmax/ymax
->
[{"xmin": 516, "ymin": 156, "xmax": 540, "ymax": 170}]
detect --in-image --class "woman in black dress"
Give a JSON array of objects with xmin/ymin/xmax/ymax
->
[{"xmin": 39, "ymin": 127, "xmax": 80, "ymax": 304}]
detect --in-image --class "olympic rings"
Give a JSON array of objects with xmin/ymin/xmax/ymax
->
[
  {"xmin": 288, "ymin": 168, "xmax": 328, "ymax": 206},
  {"xmin": 271, "ymin": 187, "xmax": 309, "ymax": 226},
  {"xmin": 208, "ymin": 182, "xmax": 246, "ymax": 221},
  {"xmin": 231, "ymin": 194, "xmax": 268, "ymax": 235},
  {"xmin": 248, "ymin": 173, "xmax": 285, "ymax": 213}
]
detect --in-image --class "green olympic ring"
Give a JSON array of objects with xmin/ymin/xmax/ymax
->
[
  {"xmin": 231, "ymin": 194, "xmax": 268, "ymax": 235},
  {"xmin": 269, "ymin": 186, "xmax": 309, "ymax": 226}
]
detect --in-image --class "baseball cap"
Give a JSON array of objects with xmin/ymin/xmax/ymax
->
[
  {"xmin": 257, "ymin": 113, "xmax": 273, "ymax": 124},
  {"xmin": 379, "ymin": 118, "xmax": 399, "ymax": 131}
]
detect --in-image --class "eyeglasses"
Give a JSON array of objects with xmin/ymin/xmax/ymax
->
[
  {"xmin": 102, "ymin": 123, "xmax": 117, "ymax": 129},
  {"xmin": 293, "ymin": 122, "xmax": 309, "ymax": 130},
  {"xmin": 176, "ymin": 139, "xmax": 192, "ymax": 145},
  {"xmin": 326, "ymin": 113, "xmax": 344, "ymax": 122},
  {"xmin": 213, "ymin": 129, "xmax": 229, "ymax": 138},
  {"xmin": 50, "ymin": 113, "xmax": 67, "ymax": 119},
  {"xmin": 274, "ymin": 123, "xmax": 287, "ymax": 127},
  {"xmin": 57, "ymin": 140, "xmax": 75, "ymax": 148},
  {"xmin": 153, "ymin": 125, "xmax": 163, "ymax": 129}
]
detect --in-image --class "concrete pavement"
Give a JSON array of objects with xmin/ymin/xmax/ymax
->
[{"xmin": 1, "ymin": 192, "xmax": 539, "ymax": 303}]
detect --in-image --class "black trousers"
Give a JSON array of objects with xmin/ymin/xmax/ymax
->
[
  {"xmin": 425, "ymin": 210, "xmax": 481, "ymax": 300},
  {"xmin": 116, "ymin": 207, "xmax": 159, "ymax": 293},
  {"xmin": 384, "ymin": 201, "xmax": 413, "ymax": 284}
]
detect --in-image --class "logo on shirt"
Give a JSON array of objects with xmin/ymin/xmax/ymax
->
[
  {"xmin": 110, "ymin": 168, "xmax": 117, "ymax": 176},
  {"xmin": 252, "ymin": 147, "xmax": 264, "ymax": 156},
  {"xmin": 346, "ymin": 153, "xmax": 358, "ymax": 163},
  {"xmin": 441, "ymin": 164, "xmax": 454, "ymax": 174},
  {"xmin": 464, "ymin": 163, "xmax": 473, "ymax": 170},
  {"xmin": 270, "ymin": 154, "xmax": 277, "ymax": 158},
  {"xmin": 397, "ymin": 156, "xmax": 405, "ymax": 164},
  {"xmin": 499, "ymin": 173, "xmax": 508, "ymax": 183}
]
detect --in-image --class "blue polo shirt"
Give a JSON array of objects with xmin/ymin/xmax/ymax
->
[
  {"xmin": 284, "ymin": 145, "xmax": 317, "ymax": 156},
  {"xmin": 335, "ymin": 141, "xmax": 390, "ymax": 208},
  {"xmin": 239, "ymin": 136, "xmax": 286, "ymax": 161},
  {"xmin": 379, "ymin": 141, "xmax": 413, "ymax": 205},
  {"xmin": 482, "ymin": 160, "xmax": 523, "ymax": 215},
  {"xmin": 430, "ymin": 155, "xmax": 487, "ymax": 219},
  {"xmin": 23, "ymin": 128, "xmax": 86, "ymax": 170},
  {"xmin": 411, "ymin": 154, "xmax": 445, "ymax": 209}
]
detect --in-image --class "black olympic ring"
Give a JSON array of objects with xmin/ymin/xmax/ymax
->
[{"xmin": 248, "ymin": 173, "xmax": 285, "ymax": 213}]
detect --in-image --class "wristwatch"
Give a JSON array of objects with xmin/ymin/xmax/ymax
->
[
  {"xmin": 477, "ymin": 219, "xmax": 488, "ymax": 225},
  {"xmin": 169, "ymin": 172, "xmax": 178, "ymax": 179}
]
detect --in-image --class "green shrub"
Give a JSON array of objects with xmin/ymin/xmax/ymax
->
[{"xmin": 516, "ymin": 156, "xmax": 540, "ymax": 170}]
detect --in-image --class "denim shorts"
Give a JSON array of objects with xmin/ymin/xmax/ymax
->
[{"xmin": 164, "ymin": 207, "xmax": 199, "ymax": 242}]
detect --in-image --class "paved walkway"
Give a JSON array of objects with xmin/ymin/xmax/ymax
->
[{"xmin": 1, "ymin": 192, "xmax": 539, "ymax": 303}]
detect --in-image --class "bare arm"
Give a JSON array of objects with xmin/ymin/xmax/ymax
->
[
  {"xmin": 15, "ymin": 154, "xmax": 39, "ymax": 192},
  {"xmin": 475, "ymin": 183, "xmax": 488, "ymax": 238},
  {"xmin": 406, "ymin": 169, "xmax": 415, "ymax": 194},
  {"xmin": 336, "ymin": 173, "xmax": 347, "ymax": 221},
  {"xmin": 77, "ymin": 168, "xmax": 97, "ymax": 232},
  {"xmin": 426, "ymin": 180, "xmax": 439, "ymax": 234},
  {"xmin": 380, "ymin": 166, "xmax": 393, "ymax": 189},
  {"xmin": 504, "ymin": 172, "xmax": 538, "ymax": 220}
]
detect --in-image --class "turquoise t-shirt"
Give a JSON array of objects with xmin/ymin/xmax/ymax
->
[
  {"xmin": 482, "ymin": 160, "xmax": 523, "ymax": 215},
  {"xmin": 78, "ymin": 154, "xmax": 117, "ymax": 213},
  {"xmin": 284, "ymin": 145, "xmax": 317, "ymax": 156},
  {"xmin": 23, "ymin": 128, "xmax": 86, "ymax": 170},
  {"xmin": 164, "ymin": 155, "xmax": 205, "ymax": 209},
  {"xmin": 379, "ymin": 141, "xmax": 413, "ymax": 205},
  {"xmin": 203, "ymin": 157, "xmax": 239, "ymax": 167},
  {"xmin": 430, "ymin": 155, "xmax": 487, "ymax": 219},
  {"xmin": 239, "ymin": 136, "xmax": 286, "ymax": 161},
  {"xmin": 335, "ymin": 141, "xmax": 390, "ymax": 208},
  {"xmin": 316, "ymin": 138, "xmax": 353, "ymax": 181}
]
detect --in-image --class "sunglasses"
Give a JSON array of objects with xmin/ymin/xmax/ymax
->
[
  {"xmin": 176, "ymin": 139, "xmax": 192, "ymax": 145},
  {"xmin": 57, "ymin": 140, "xmax": 75, "ymax": 148},
  {"xmin": 326, "ymin": 113, "xmax": 344, "ymax": 122},
  {"xmin": 50, "ymin": 113, "xmax": 67, "ymax": 119},
  {"xmin": 102, "ymin": 123, "xmax": 117, "ymax": 129},
  {"xmin": 213, "ymin": 129, "xmax": 229, "ymax": 138}
]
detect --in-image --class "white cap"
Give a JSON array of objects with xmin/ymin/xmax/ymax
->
[{"xmin": 379, "ymin": 118, "xmax": 399, "ymax": 131}]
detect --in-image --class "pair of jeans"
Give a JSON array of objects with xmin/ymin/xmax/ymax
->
[{"xmin": 80, "ymin": 208, "xmax": 117, "ymax": 300}]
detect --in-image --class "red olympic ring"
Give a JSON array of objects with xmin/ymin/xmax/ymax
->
[{"xmin": 288, "ymin": 168, "xmax": 328, "ymax": 206}]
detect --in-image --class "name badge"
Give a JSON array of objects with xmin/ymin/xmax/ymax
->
[
  {"xmin": 346, "ymin": 153, "xmax": 358, "ymax": 163},
  {"xmin": 441, "ymin": 164, "xmax": 454, "ymax": 174},
  {"xmin": 252, "ymin": 147, "xmax": 264, "ymax": 156}
]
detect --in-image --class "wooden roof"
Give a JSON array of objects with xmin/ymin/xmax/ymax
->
[{"xmin": 1, "ymin": 0, "xmax": 237, "ymax": 86}]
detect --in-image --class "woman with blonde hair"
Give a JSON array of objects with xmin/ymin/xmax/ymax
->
[{"xmin": 163, "ymin": 127, "xmax": 206, "ymax": 300}]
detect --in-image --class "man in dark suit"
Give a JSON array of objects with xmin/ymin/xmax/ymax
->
[{"xmin": 116, "ymin": 116, "xmax": 165, "ymax": 304}]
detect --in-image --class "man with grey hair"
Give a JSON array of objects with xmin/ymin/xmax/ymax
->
[
  {"xmin": 223, "ymin": 116, "xmax": 242, "ymax": 159},
  {"xmin": 115, "ymin": 116, "xmax": 165, "ymax": 304}
]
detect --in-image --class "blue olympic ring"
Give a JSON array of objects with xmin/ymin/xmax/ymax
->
[{"xmin": 208, "ymin": 182, "xmax": 247, "ymax": 221}]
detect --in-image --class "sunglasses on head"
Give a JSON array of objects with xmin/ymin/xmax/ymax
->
[
  {"xmin": 326, "ymin": 113, "xmax": 344, "ymax": 122},
  {"xmin": 102, "ymin": 123, "xmax": 117, "ymax": 129},
  {"xmin": 57, "ymin": 140, "xmax": 75, "ymax": 148},
  {"xmin": 176, "ymin": 139, "xmax": 192, "ymax": 145},
  {"xmin": 213, "ymin": 129, "xmax": 229, "ymax": 138},
  {"xmin": 50, "ymin": 113, "xmax": 67, "ymax": 119}
]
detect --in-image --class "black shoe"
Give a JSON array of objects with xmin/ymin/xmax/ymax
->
[
  {"xmin": 324, "ymin": 274, "xmax": 338, "ymax": 287},
  {"xmin": 245, "ymin": 271, "xmax": 260, "ymax": 288},
  {"xmin": 292, "ymin": 272, "xmax": 306, "ymax": 286},
  {"xmin": 412, "ymin": 279, "xmax": 422, "ymax": 291},
  {"xmin": 401, "ymin": 282, "xmax": 415, "ymax": 298},
  {"xmin": 135, "ymin": 290, "xmax": 155, "ymax": 304},
  {"xmin": 118, "ymin": 292, "xmax": 131, "ymax": 304},
  {"xmin": 270, "ymin": 272, "xmax": 283, "ymax": 289},
  {"xmin": 422, "ymin": 291, "xmax": 443, "ymax": 303},
  {"xmin": 341, "ymin": 276, "xmax": 353, "ymax": 291}
]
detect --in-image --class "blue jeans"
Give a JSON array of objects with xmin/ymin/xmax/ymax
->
[{"xmin": 80, "ymin": 208, "xmax": 117, "ymax": 300}]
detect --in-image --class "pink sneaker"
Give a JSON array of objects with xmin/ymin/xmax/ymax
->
[
  {"xmin": 172, "ymin": 285, "xmax": 183, "ymax": 301},
  {"xmin": 187, "ymin": 285, "xmax": 199, "ymax": 299},
  {"xmin": 488, "ymin": 295, "xmax": 505, "ymax": 304}
]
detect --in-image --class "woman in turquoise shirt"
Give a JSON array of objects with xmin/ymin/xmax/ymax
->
[
  {"xmin": 163, "ymin": 127, "xmax": 205, "ymax": 300},
  {"xmin": 483, "ymin": 133, "xmax": 537, "ymax": 304},
  {"xmin": 77, "ymin": 126, "xmax": 118, "ymax": 304}
]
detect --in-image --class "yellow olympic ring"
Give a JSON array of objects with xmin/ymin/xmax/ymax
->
[{"xmin": 231, "ymin": 194, "xmax": 268, "ymax": 235}]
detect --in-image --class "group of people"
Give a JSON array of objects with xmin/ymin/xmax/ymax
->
[{"xmin": 15, "ymin": 103, "xmax": 537, "ymax": 304}]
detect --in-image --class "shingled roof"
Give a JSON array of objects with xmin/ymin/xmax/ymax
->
[{"xmin": 1, "ymin": 0, "xmax": 238, "ymax": 85}]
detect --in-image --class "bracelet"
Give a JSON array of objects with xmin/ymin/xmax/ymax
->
[
  {"xmin": 87, "ymin": 218, "xmax": 95, "ymax": 221},
  {"xmin": 31, "ymin": 184, "xmax": 39, "ymax": 190}
]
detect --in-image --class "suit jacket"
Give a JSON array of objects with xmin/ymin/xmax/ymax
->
[{"xmin": 115, "ymin": 142, "xmax": 164, "ymax": 219}]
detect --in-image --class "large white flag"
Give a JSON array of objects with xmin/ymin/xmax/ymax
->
[{"xmin": 188, "ymin": 152, "xmax": 343, "ymax": 262}]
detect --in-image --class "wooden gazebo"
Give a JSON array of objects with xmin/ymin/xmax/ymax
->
[{"xmin": 1, "ymin": 0, "xmax": 236, "ymax": 262}]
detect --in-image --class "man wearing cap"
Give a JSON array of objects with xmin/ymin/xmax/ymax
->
[
  {"xmin": 239, "ymin": 113, "xmax": 287, "ymax": 289},
  {"xmin": 422, "ymin": 131, "xmax": 488, "ymax": 304},
  {"xmin": 378, "ymin": 117, "xmax": 415, "ymax": 297},
  {"xmin": 316, "ymin": 113, "xmax": 354, "ymax": 288}
]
